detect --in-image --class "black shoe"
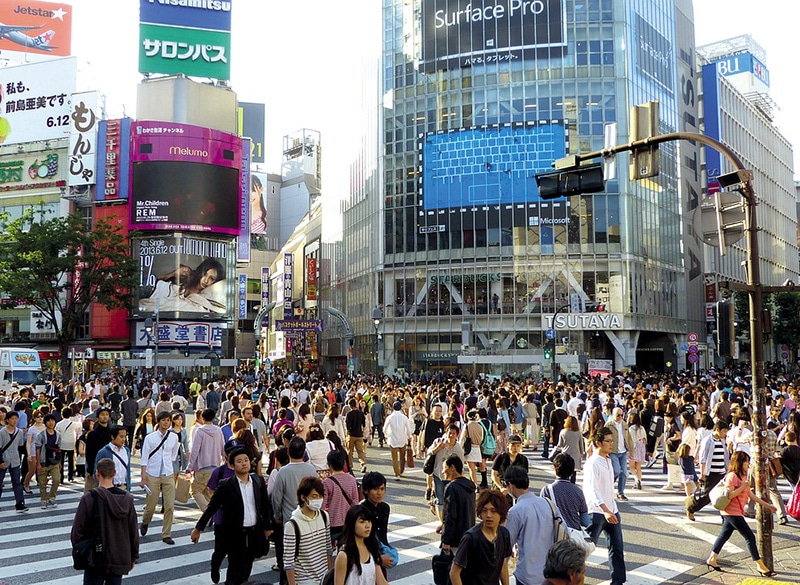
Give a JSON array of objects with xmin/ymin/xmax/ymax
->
[
  {"xmin": 162, "ymin": 537, "xmax": 175, "ymax": 545},
  {"xmin": 140, "ymin": 523, "xmax": 149, "ymax": 536},
  {"xmin": 210, "ymin": 566, "xmax": 220, "ymax": 584},
  {"xmin": 425, "ymin": 488, "xmax": 432, "ymax": 501}
]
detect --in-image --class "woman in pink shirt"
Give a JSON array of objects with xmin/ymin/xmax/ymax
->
[{"xmin": 706, "ymin": 451, "xmax": 777, "ymax": 576}]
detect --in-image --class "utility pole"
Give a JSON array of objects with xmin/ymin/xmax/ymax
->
[{"xmin": 536, "ymin": 105, "xmax": 774, "ymax": 568}]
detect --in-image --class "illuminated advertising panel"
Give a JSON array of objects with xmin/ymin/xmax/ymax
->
[
  {"xmin": 138, "ymin": 0, "xmax": 231, "ymax": 80},
  {"xmin": 139, "ymin": 0, "xmax": 232, "ymax": 32},
  {"xmin": 420, "ymin": 122, "xmax": 567, "ymax": 209},
  {"xmin": 633, "ymin": 13, "xmax": 674, "ymax": 96},
  {"xmin": 95, "ymin": 118, "xmax": 132, "ymax": 201},
  {"xmin": 701, "ymin": 63, "xmax": 722, "ymax": 196},
  {"xmin": 237, "ymin": 137, "xmax": 250, "ymax": 262},
  {"xmin": 129, "ymin": 121, "xmax": 242, "ymax": 235},
  {"xmin": 138, "ymin": 23, "xmax": 230, "ymax": 80},
  {"xmin": 134, "ymin": 320, "xmax": 224, "ymax": 348},
  {"xmin": 283, "ymin": 253, "xmax": 293, "ymax": 320},
  {"xmin": 0, "ymin": 0, "xmax": 73, "ymax": 61},
  {"xmin": 135, "ymin": 234, "xmax": 234, "ymax": 321},
  {"xmin": 0, "ymin": 56, "xmax": 76, "ymax": 145},
  {"xmin": 420, "ymin": 0, "xmax": 566, "ymax": 73},
  {"xmin": 238, "ymin": 102, "xmax": 265, "ymax": 163}
]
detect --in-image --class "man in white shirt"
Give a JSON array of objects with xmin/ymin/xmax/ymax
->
[
  {"xmin": 140, "ymin": 411, "xmax": 180, "ymax": 545},
  {"xmin": 383, "ymin": 401, "xmax": 414, "ymax": 480},
  {"xmin": 583, "ymin": 427, "xmax": 626, "ymax": 585}
]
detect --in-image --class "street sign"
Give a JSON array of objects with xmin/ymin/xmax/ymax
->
[
  {"xmin": 264, "ymin": 358, "xmax": 271, "ymax": 366},
  {"xmin": 680, "ymin": 344, "xmax": 689, "ymax": 352},
  {"xmin": 545, "ymin": 329, "xmax": 557, "ymax": 340},
  {"xmin": 688, "ymin": 353, "xmax": 699, "ymax": 363},
  {"xmin": 687, "ymin": 332, "xmax": 699, "ymax": 343},
  {"xmin": 688, "ymin": 345, "xmax": 699, "ymax": 354},
  {"xmin": 781, "ymin": 351, "xmax": 789, "ymax": 360}
]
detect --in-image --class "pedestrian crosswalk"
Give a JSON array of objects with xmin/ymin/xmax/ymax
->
[{"xmin": 1, "ymin": 451, "xmax": 795, "ymax": 585}]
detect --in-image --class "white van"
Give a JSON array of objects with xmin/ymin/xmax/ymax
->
[{"xmin": 0, "ymin": 347, "xmax": 46, "ymax": 392}]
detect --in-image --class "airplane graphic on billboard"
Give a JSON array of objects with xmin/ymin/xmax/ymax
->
[{"xmin": 0, "ymin": 23, "xmax": 56, "ymax": 51}]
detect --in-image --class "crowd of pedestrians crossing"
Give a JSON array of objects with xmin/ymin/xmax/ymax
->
[{"xmin": 1, "ymin": 363, "xmax": 799, "ymax": 584}]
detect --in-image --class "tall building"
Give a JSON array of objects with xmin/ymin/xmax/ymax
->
[
  {"xmin": 697, "ymin": 35, "xmax": 799, "ymax": 361},
  {"xmin": 338, "ymin": 0, "xmax": 713, "ymax": 377}
]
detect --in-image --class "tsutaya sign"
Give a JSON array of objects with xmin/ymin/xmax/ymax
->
[{"xmin": 544, "ymin": 313, "xmax": 623, "ymax": 330}]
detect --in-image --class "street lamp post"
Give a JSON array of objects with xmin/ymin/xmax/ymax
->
[{"xmin": 372, "ymin": 306, "xmax": 382, "ymax": 377}]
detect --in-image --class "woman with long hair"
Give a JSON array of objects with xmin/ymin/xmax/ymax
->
[
  {"xmin": 172, "ymin": 412, "xmax": 190, "ymax": 477},
  {"xmin": 333, "ymin": 504, "xmax": 388, "ymax": 585},
  {"xmin": 322, "ymin": 403, "xmax": 347, "ymax": 442},
  {"xmin": 554, "ymin": 415, "xmax": 584, "ymax": 482},
  {"xmin": 133, "ymin": 408, "xmax": 156, "ymax": 455},
  {"xmin": 627, "ymin": 411, "xmax": 646, "ymax": 489},
  {"xmin": 232, "ymin": 427, "xmax": 263, "ymax": 476},
  {"xmin": 296, "ymin": 402, "xmax": 314, "ymax": 441},
  {"xmin": 706, "ymin": 451, "xmax": 777, "ymax": 576}
]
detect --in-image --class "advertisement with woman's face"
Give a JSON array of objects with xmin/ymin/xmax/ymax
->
[{"xmin": 135, "ymin": 235, "xmax": 233, "ymax": 319}]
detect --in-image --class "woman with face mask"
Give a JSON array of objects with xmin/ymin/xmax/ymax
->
[{"xmin": 284, "ymin": 476, "xmax": 333, "ymax": 585}]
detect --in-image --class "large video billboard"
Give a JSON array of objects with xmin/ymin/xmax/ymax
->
[
  {"xmin": 420, "ymin": 0, "xmax": 566, "ymax": 73},
  {"xmin": 129, "ymin": 121, "xmax": 242, "ymax": 235},
  {"xmin": 0, "ymin": 0, "xmax": 73, "ymax": 62},
  {"xmin": 135, "ymin": 234, "xmax": 234, "ymax": 320},
  {"xmin": 420, "ymin": 122, "xmax": 568, "ymax": 209},
  {"xmin": 0, "ymin": 56, "xmax": 76, "ymax": 145}
]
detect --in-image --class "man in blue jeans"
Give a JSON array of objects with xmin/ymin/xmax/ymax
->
[
  {"xmin": 604, "ymin": 407, "xmax": 633, "ymax": 501},
  {"xmin": 583, "ymin": 427, "xmax": 626, "ymax": 585}
]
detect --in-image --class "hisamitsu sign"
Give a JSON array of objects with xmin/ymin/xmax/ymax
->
[{"xmin": 275, "ymin": 320, "xmax": 323, "ymax": 332}]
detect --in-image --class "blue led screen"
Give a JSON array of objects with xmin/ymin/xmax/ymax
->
[{"xmin": 420, "ymin": 122, "xmax": 568, "ymax": 211}]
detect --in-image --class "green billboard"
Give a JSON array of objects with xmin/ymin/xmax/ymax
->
[{"xmin": 139, "ymin": 23, "xmax": 231, "ymax": 80}]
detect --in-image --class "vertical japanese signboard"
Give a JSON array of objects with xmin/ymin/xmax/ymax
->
[
  {"xmin": 238, "ymin": 273, "xmax": 247, "ymax": 319},
  {"xmin": 237, "ymin": 137, "xmax": 251, "ymax": 262},
  {"xmin": 260, "ymin": 267, "xmax": 270, "ymax": 328},
  {"xmin": 95, "ymin": 118, "xmax": 132, "ymax": 201},
  {"xmin": 68, "ymin": 90, "xmax": 98, "ymax": 187},
  {"xmin": 307, "ymin": 257, "xmax": 318, "ymax": 301},
  {"xmin": 283, "ymin": 253, "xmax": 293, "ymax": 320}
]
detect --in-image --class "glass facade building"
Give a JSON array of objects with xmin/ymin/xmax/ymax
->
[{"xmin": 362, "ymin": 0, "xmax": 707, "ymax": 377}]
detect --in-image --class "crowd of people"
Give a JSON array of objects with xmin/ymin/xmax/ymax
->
[{"xmin": 1, "ymin": 364, "xmax": 799, "ymax": 584}]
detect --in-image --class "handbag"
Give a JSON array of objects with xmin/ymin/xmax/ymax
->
[
  {"xmin": 72, "ymin": 490, "xmax": 104, "ymax": 570},
  {"xmin": 709, "ymin": 483, "xmax": 731, "ymax": 511},
  {"xmin": 787, "ymin": 481, "xmax": 800, "ymax": 520},
  {"xmin": 769, "ymin": 458, "xmax": 783, "ymax": 478},
  {"xmin": 665, "ymin": 450, "xmax": 678, "ymax": 465},
  {"xmin": 175, "ymin": 476, "xmax": 190, "ymax": 504},
  {"xmin": 462, "ymin": 435, "xmax": 472, "ymax": 456},
  {"xmin": 379, "ymin": 541, "xmax": 399, "ymax": 567},
  {"xmin": 406, "ymin": 446, "xmax": 415, "ymax": 468},
  {"xmin": 423, "ymin": 452, "xmax": 437, "ymax": 475},
  {"xmin": 432, "ymin": 549, "xmax": 454, "ymax": 585}
]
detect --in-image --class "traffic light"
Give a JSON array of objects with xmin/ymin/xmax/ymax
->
[
  {"xmin": 716, "ymin": 300, "xmax": 735, "ymax": 357},
  {"xmin": 535, "ymin": 163, "xmax": 605, "ymax": 200},
  {"xmin": 543, "ymin": 347, "xmax": 552, "ymax": 360},
  {"xmin": 184, "ymin": 345, "xmax": 191, "ymax": 357},
  {"xmin": 629, "ymin": 100, "xmax": 660, "ymax": 180}
]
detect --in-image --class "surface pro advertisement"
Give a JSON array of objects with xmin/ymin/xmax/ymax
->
[{"xmin": 420, "ymin": 0, "xmax": 567, "ymax": 72}]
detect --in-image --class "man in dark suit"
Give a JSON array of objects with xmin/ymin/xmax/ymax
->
[{"xmin": 191, "ymin": 448, "xmax": 273, "ymax": 585}]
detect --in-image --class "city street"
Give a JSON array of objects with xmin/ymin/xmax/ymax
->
[{"xmin": 0, "ymin": 445, "xmax": 798, "ymax": 585}]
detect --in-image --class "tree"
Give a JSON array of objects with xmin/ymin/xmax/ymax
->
[
  {"xmin": 0, "ymin": 205, "xmax": 138, "ymax": 382},
  {"xmin": 773, "ymin": 292, "xmax": 800, "ymax": 361}
]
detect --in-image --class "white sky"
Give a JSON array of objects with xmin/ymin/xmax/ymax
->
[{"xmin": 11, "ymin": 0, "xmax": 800, "ymax": 202}]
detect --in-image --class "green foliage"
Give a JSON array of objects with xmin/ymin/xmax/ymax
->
[
  {"xmin": 773, "ymin": 292, "xmax": 800, "ymax": 351},
  {"xmin": 0, "ymin": 205, "xmax": 138, "ymax": 379}
]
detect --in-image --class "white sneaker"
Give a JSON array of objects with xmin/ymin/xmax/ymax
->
[
  {"xmin": 40, "ymin": 501, "xmax": 48, "ymax": 509},
  {"xmin": 48, "ymin": 500, "xmax": 58, "ymax": 508}
]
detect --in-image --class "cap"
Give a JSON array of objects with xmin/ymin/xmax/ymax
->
[
  {"xmin": 393, "ymin": 401, "xmax": 403, "ymax": 411},
  {"xmin": 96, "ymin": 406, "xmax": 111, "ymax": 414},
  {"xmin": 509, "ymin": 434, "xmax": 523, "ymax": 444}
]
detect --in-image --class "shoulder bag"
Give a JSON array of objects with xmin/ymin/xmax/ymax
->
[
  {"xmin": 709, "ymin": 482, "xmax": 732, "ymax": 511},
  {"xmin": 786, "ymin": 480, "xmax": 800, "ymax": 520},
  {"xmin": 544, "ymin": 485, "xmax": 595, "ymax": 554},
  {"xmin": 72, "ymin": 490, "xmax": 104, "ymax": 570}
]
